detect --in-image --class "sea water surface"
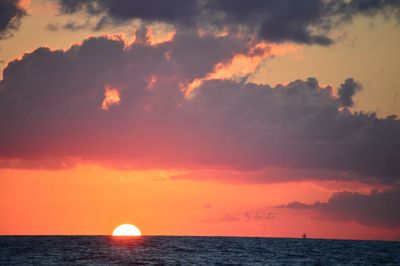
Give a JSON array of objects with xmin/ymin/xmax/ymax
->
[{"xmin": 0, "ymin": 236, "xmax": 399, "ymax": 265}]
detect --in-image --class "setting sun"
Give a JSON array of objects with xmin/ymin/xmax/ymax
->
[{"xmin": 112, "ymin": 224, "xmax": 142, "ymax": 237}]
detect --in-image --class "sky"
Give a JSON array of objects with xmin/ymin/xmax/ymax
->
[{"xmin": 0, "ymin": 0, "xmax": 400, "ymax": 240}]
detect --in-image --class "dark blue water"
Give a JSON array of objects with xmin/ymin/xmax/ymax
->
[{"xmin": 0, "ymin": 236, "xmax": 399, "ymax": 265}]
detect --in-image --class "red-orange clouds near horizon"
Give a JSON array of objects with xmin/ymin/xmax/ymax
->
[{"xmin": 1, "ymin": 165, "xmax": 399, "ymax": 240}]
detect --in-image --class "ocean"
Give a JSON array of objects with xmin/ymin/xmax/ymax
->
[{"xmin": 0, "ymin": 236, "xmax": 399, "ymax": 265}]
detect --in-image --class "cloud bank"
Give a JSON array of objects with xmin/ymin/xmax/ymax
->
[
  {"xmin": 1, "ymin": 31, "xmax": 400, "ymax": 183},
  {"xmin": 0, "ymin": 0, "xmax": 26, "ymax": 40},
  {"xmin": 282, "ymin": 188, "xmax": 400, "ymax": 228},
  {"xmin": 55, "ymin": 0, "xmax": 400, "ymax": 45}
]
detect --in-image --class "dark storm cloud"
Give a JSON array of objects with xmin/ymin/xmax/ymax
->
[
  {"xmin": 0, "ymin": 0, "xmax": 26, "ymax": 40},
  {"xmin": 55, "ymin": 0, "xmax": 400, "ymax": 45},
  {"xmin": 282, "ymin": 189, "xmax": 400, "ymax": 228},
  {"xmin": 0, "ymin": 32, "xmax": 400, "ymax": 182}
]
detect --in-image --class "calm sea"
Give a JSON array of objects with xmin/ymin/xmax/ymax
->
[{"xmin": 0, "ymin": 236, "xmax": 399, "ymax": 265}]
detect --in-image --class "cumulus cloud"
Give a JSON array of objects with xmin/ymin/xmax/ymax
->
[
  {"xmin": 184, "ymin": 79, "xmax": 400, "ymax": 179},
  {"xmin": 0, "ymin": 0, "xmax": 26, "ymax": 40},
  {"xmin": 55, "ymin": 0, "xmax": 400, "ymax": 45},
  {"xmin": 0, "ymin": 31, "xmax": 400, "ymax": 183},
  {"xmin": 337, "ymin": 78, "xmax": 363, "ymax": 107},
  {"xmin": 282, "ymin": 188, "xmax": 400, "ymax": 228}
]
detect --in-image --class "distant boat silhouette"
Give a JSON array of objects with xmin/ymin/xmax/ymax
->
[{"xmin": 302, "ymin": 233, "xmax": 307, "ymax": 239}]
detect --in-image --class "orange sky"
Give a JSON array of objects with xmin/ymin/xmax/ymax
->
[{"xmin": 1, "ymin": 164, "xmax": 398, "ymax": 240}]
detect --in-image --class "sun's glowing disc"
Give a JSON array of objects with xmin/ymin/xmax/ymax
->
[{"xmin": 112, "ymin": 224, "xmax": 141, "ymax": 236}]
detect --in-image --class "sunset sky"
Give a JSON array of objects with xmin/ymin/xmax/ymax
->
[{"xmin": 1, "ymin": 0, "xmax": 400, "ymax": 240}]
